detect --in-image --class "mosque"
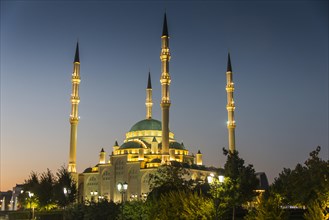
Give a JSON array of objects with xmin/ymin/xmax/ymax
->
[{"xmin": 67, "ymin": 14, "xmax": 237, "ymax": 203}]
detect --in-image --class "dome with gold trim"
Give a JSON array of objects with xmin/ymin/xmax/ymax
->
[{"xmin": 129, "ymin": 119, "xmax": 162, "ymax": 132}]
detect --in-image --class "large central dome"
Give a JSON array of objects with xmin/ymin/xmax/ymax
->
[{"xmin": 129, "ymin": 119, "xmax": 162, "ymax": 132}]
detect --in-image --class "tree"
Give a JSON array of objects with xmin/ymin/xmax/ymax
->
[
  {"xmin": 18, "ymin": 171, "xmax": 40, "ymax": 210},
  {"xmin": 38, "ymin": 169, "xmax": 56, "ymax": 210},
  {"xmin": 19, "ymin": 166, "xmax": 77, "ymax": 211},
  {"xmin": 148, "ymin": 191, "xmax": 213, "ymax": 220},
  {"xmin": 54, "ymin": 166, "xmax": 77, "ymax": 208},
  {"xmin": 245, "ymin": 191, "xmax": 287, "ymax": 220},
  {"xmin": 148, "ymin": 164, "xmax": 193, "ymax": 200},
  {"xmin": 65, "ymin": 200, "xmax": 120, "ymax": 220},
  {"xmin": 223, "ymin": 148, "xmax": 259, "ymax": 219},
  {"xmin": 303, "ymin": 201, "xmax": 328, "ymax": 220},
  {"xmin": 272, "ymin": 146, "xmax": 329, "ymax": 217},
  {"xmin": 146, "ymin": 164, "xmax": 216, "ymax": 219},
  {"xmin": 83, "ymin": 200, "xmax": 120, "ymax": 220},
  {"xmin": 123, "ymin": 200, "xmax": 149, "ymax": 220}
]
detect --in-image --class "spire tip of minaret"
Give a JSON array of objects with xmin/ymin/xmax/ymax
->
[
  {"xmin": 74, "ymin": 42, "xmax": 80, "ymax": 63},
  {"xmin": 147, "ymin": 71, "xmax": 152, "ymax": 89},
  {"xmin": 162, "ymin": 13, "xmax": 169, "ymax": 36},
  {"xmin": 227, "ymin": 52, "xmax": 232, "ymax": 72}
]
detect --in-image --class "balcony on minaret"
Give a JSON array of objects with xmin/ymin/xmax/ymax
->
[
  {"xmin": 227, "ymin": 121, "xmax": 236, "ymax": 128},
  {"xmin": 160, "ymin": 75, "xmax": 171, "ymax": 82},
  {"xmin": 226, "ymin": 103, "xmax": 235, "ymax": 111},
  {"xmin": 71, "ymin": 76, "xmax": 81, "ymax": 83},
  {"xmin": 226, "ymin": 84, "xmax": 234, "ymax": 92}
]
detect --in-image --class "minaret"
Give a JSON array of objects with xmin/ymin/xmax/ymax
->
[
  {"xmin": 146, "ymin": 72, "xmax": 153, "ymax": 119},
  {"xmin": 226, "ymin": 53, "xmax": 236, "ymax": 153},
  {"xmin": 68, "ymin": 42, "xmax": 81, "ymax": 173},
  {"xmin": 99, "ymin": 148, "xmax": 106, "ymax": 164},
  {"xmin": 160, "ymin": 13, "xmax": 171, "ymax": 163},
  {"xmin": 196, "ymin": 150, "xmax": 203, "ymax": 165}
]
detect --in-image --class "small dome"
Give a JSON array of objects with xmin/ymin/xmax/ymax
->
[
  {"xmin": 120, "ymin": 141, "xmax": 144, "ymax": 149},
  {"xmin": 129, "ymin": 119, "xmax": 162, "ymax": 132},
  {"xmin": 169, "ymin": 142, "xmax": 185, "ymax": 150},
  {"xmin": 83, "ymin": 167, "xmax": 92, "ymax": 173}
]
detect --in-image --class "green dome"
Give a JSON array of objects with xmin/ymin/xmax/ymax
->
[
  {"xmin": 120, "ymin": 141, "xmax": 144, "ymax": 149},
  {"xmin": 129, "ymin": 119, "xmax": 162, "ymax": 132},
  {"xmin": 169, "ymin": 142, "xmax": 185, "ymax": 150}
]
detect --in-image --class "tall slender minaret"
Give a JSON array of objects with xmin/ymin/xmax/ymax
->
[
  {"xmin": 68, "ymin": 42, "xmax": 81, "ymax": 173},
  {"xmin": 226, "ymin": 53, "xmax": 236, "ymax": 153},
  {"xmin": 145, "ymin": 72, "xmax": 153, "ymax": 119},
  {"xmin": 160, "ymin": 13, "xmax": 171, "ymax": 163}
]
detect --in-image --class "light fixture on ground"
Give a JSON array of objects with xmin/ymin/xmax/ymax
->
[
  {"xmin": 90, "ymin": 191, "xmax": 98, "ymax": 202},
  {"xmin": 98, "ymin": 195, "xmax": 104, "ymax": 201},
  {"xmin": 140, "ymin": 193, "xmax": 147, "ymax": 201}
]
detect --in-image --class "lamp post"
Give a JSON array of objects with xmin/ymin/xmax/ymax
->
[
  {"xmin": 28, "ymin": 191, "xmax": 34, "ymax": 220},
  {"xmin": 117, "ymin": 182, "xmax": 128, "ymax": 220},
  {"xmin": 207, "ymin": 173, "xmax": 225, "ymax": 220}
]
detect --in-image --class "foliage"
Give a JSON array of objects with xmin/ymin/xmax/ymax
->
[
  {"xmin": 146, "ymin": 164, "xmax": 216, "ymax": 219},
  {"xmin": 245, "ymin": 191, "xmax": 287, "ymax": 220},
  {"xmin": 18, "ymin": 171, "xmax": 40, "ymax": 209},
  {"xmin": 303, "ymin": 201, "xmax": 328, "ymax": 220},
  {"xmin": 209, "ymin": 176, "xmax": 235, "ymax": 219},
  {"xmin": 122, "ymin": 200, "xmax": 149, "ymax": 220},
  {"xmin": 63, "ymin": 200, "xmax": 120, "ymax": 220},
  {"xmin": 222, "ymin": 148, "xmax": 259, "ymax": 218},
  {"xmin": 148, "ymin": 190, "xmax": 213, "ymax": 220},
  {"xmin": 38, "ymin": 169, "xmax": 56, "ymax": 210},
  {"xmin": 54, "ymin": 166, "xmax": 77, "ymax": 208},
  {"xmin": 64, "ymin": 203, "xmax": 85, "ymax": 220},
  {"xmin": 272, "ymin": 146, "xmax": 329, "ymax": 217},
  {"xmin": 83, "ymin": 200, "xmax": 120, "ymax": 220},
  {"xmin": 148, "ymin": 164, "xmax": 193, "ymax": 200},
  {"xmin": 19, "ymin": 166, "xmax": 77, "ymax": 211}
]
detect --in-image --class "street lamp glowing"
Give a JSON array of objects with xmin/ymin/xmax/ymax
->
[
  {"xmin": 218, "ymin": 175, "xmax": 225, "ymax": 183},
  {"xmin": 117, "ymin": 182, "xmax": 128, "ymax": 203},
  {"xmin": 90, "ymin": 191, "xmax": 98, "ymax": 196},
  {"xmin": 123, "ymin": 182, "xmax": 128, "ymax": 191},
  {"xmin": 207, "ymin": 173, "xmax": 214, "ymax": 184},
  {"xmin": 28, "ymin": 192, "xmax": 34, "ymax": 198},
  {"xmin": 117, "ymin": 183, "xmax": 122, "ymax": 192}
]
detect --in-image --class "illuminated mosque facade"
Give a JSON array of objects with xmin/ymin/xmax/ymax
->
[{"xmin": 67, "ymin": 14, "xmax": 237, "ymax": 202}]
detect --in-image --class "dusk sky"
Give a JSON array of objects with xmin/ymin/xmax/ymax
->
[{"xmin": 1, "ymin": 1, "xmax": 328, "ymax": 191}]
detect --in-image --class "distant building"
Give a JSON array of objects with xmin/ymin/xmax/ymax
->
[
  {"xmin": 255, "ymin": 172, "xmax": 269, "ymax": 192},
  {"xmin": 67, "ymin": 13, "xmax": 240, "ymax": 203},
  {"xmin": 0, "ymin": 191, "xmax": 12, "ymax": 211}
]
